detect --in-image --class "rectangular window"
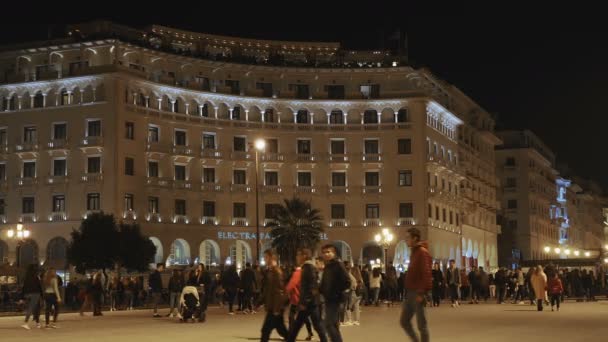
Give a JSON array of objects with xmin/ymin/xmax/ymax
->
[
  {"xmin": 53, "ymin": 123, "xmax": 67, "ymax": 140},
  {"xmin": 23, "ymin": 161, "xmax": 36, "ymax": 178},
  {"xmin": 297, "ymin": 139, "xmax": 311, "ymax": 154},
  {"xmin": 125, "ymin": 157, "xmax": 134, "ymax": 176},
  {"xmin": 266, "ymin": 139, "xmax": 279, "ymax": 154},
  {"xmin": 203, "ymin": 133, "xmax": 216, "ymax": 149},
  {"xmin": 449, "ymin": 211, "xmax": 454, "ymax": 224},
  {"xmin": 331, "ymin": 172, "xmax": 346, "ymax": 187},
  {"xmin": 428, "ymin": 204, "xmax": 432, "ymax": 218},
  {"xmin": 397, "ymin": 109, "xmax": 408, "ymax": 122},
  {"xmin": 265, "ymin": 204, "xmax": 281, "ymax": 219},
  {"xmin": 330, "ymin": 140, "xmax": 345, "ymax": 154},
  {"xmin": 22, "ymin": 197, "xmax": 35, "ymax": 214},
  {"xmin": 148, "ymin": 125, "xmax": 159, "ymax": 143},
  {"xmin": 174, "ymin": 130, "xmax": 187, "ymax": 146},
  {"xmin": 125, "ymin": 122, "xmax": 134, "ymax": 140},
  {"xmin": 148, "ymin": 196, "xmax": 159, "ymax": 213},
  {"xmin": 365, "ymin": 172, "xmax": 379, "ymax": 186},
  {"xmin": 0, "ymin": 198, "xmax": 5, "ymax": 215},
  {"xmin": 175, "ymin": 199, "xmax": 186, "ymax": 215},
  {"xmin": 331, "ymin": 204, "xmax": 345, "ymax": 219},
  {"xmin": 256, "ymin": 82, "xmax": 273, "ymax": 97},
  {"xmin": 23, "ymin": 126, "xmax": 37, "ymax": 143},
  {"xmin": 263, "ymin": 109, "xmax": 275, "ymax": 122},
  {"xmin": 52, "ymin": 195, "xmax": 65, "ymax": 212},
  {"xmin": 203, "ymin": 201, "xmax": 216, "ymax": 216},
  {"xmin": 87, "ymin": 193, "xmax": 100, "ymax": 210},
  {"xmin": 174, "ymin": 165, "xmax": 186, "ymax": 181},
  {"xmin": 398, "ymin": 138, "xmax": 412, "ymax": 154},
  {"xmin": 233, "ymin": 203, "xmax": 246, "ymax": 218},
  {"xmin": 435, "ymin": 206, "xmax": 440, "ymax": 220},
  {"xmin": 0, "ymin": 163, "xmax": 5, "ymax": 180},
  {"xmin": 366, "ymin": 204, "xmax": 380, "ymax": 219},
  {"xmin": 87, "ymin": 157, "xmax": 101, "ymax": 173},
  {"xmin": 505, "ymin": 157, "xmax": 516, "ymax": 166},
  {"xmin": 265, "ymin": 171, "xmax": 278, "ymax": 186},
  {"xmin": 233, "ymin": 136, "xmax": 246, "ymax": 152},
  {"xmin": 506, "ymin": 178, "xmax": 517, "ymax": 187},
  {"xmin": 87, "ymin": 120, "xmax": 101, "ymax": 137},
  {"xmin": 326, "ymin": 85, "xmax": 345, "ymax": 99},
  {"xmin": 363, "ymin": 110, "xmax": 378, "ymax": 124},
  {"xmin": 399, "ymin": 170, "xmax": 413, "ymax": 186},
  {"xmin": 124, "ymin": 194, "xmax": 134, "ymax": 211},
  {"xmin": 53, "ymin": 159, "xmax": 66, "ymax": 176},
  {"xmin": 0, "ymin": 128, "xmax": 6, "ymax": 145},
  {"xmin": 148, "ymin": 161, "xmax": 159, "ymax": 177},
  {"xmin": 329, "ymin": 111, "xmax": 343, "ymax": 124},
  {"xmin": 508, "ymin": 199, "xmax": 518, "ymax": 209},
  {"xmin": 233, "ymin": 170, "xmax": 246, "ymax": 185},
  {"xmin": 297, "ymin": 172, "xmax": 312, "ymax": 187},
  {"xmin": 203, "ymin": 168, "xmax": 216, "ymax": 183},
  {"xmin": 296, "ymin": 110, "xmax": 309, "ymax": 124},
  {"xmin": 399, "ymin": 203, "xmax": 413, "ymax": 218},
  {"xmin": 442, "ymin": 208, "xmax": 447, "ymax": 222},
  {"xmin": 364, "ymin": 139, "xmax": 379, "ymax": 154}
]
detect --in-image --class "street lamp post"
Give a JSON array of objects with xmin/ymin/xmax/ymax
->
[
  {"xmin": 253, "ymin": 139, "xmax": 266, "ymax": 265},
  {"xmin": 374, "ymin": 228, "xmax": 394, "ymax": 272}
]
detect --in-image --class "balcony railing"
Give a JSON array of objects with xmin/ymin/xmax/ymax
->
[
  {"xmin": 46, "ymin": 176, "xmax": 69, "ymax": 185},
  {"xmin": 20, "ymin": 213, "xmax": 37, "ymax": 223},
  {"xmin": 80, "ymin": 136, "xmax": 103, "ymax": 147},
  {"xmin": 328, "ymin": 186, "xmax": 348, "ymax": 194},
  {"xmin": 146, "ymin": 177, "xmax": 171, "ymax": 187},
  {"xmin": 230, "ymin": 184, "xmax": 251, "ymax": 192},
  {"xmin": 397, "ymin": 217, "xmax": 416, "ymax": 226},
  {"xmin": 173, "ymin": 215, "xmax": 189, "ymax": 224},
  {"xmin": 123, "ymin": 210, "xmax": 137, "ymax": 220},
  {"xmin": 262, "ymin": 185, "xmax": 282, "ymax": 193},
  {"xmin": 294, "ymin": 186, "xmax": 316, "ymax": 194},
  {"xmin": 49, "ymin": 212, "xmax": 67, "ymax": 221},
  {"xmin": 172, "ymin": 145, "xmax": 194, "ymax": 156},
  {"xmin": 16, "ymin": 177, "xmax": 38, "ymax": 187},
  {"xmin": 173, "ymin": 180, "xmax": 193, "ymax": 190},
  {"xmin": 200, "ymin": 216, "xmax": 217, "ymax": 225},
  {"xmin": 81, "ymin": 173, "xmax": 103, "ymax": 183},
  {"xmin": 328, "ymin": 154, "xmax": 349, "ymax": 163},
  {"xmin": 201, "ymin": 149, "xmax": 222, "ymax": 158},
  {"xmin": 263, "ymin": 218, "xmax": 277, "ymax": 227},
  {"xmin": 329, "ymin": 219, "xmax": 348, "ymax": 228},
  {"xmin": 363, "ymin": 219, "xmax": 381, "ymax": 227},
  {"xmin": 295, "ymin": 154, "xmax": 316, "ymax": 162},
  {"xmin": 232, "ymin": 218, "xmax": 248, "ymax": 226},
  {"xmin": 362, "ymin": 186, "xmax": 382, "ymax": 194},
  {"xmin": 15, "ymin": 142, "xmax": 39, "ymax": 152},
  {"xmin": 361, "ymin": 153, "xmax": 382, "ymax": 162},
  {"xmin": 47, "ymin": 139, "xmax": 69, "ymax": 150},
  {"xmin": 146, "ymin": 212, "xmax": 162, "ymax": 222},
  {"xmin": 201, "ymin": 183, "xmax": 222, "ymax": 192},
  {"xmin": 260, "ymin": 153, "xmax": 285, "ymax": 162},
  {"xmin": 231, "ymin": 151, "xmax": 252, "ymax": 160}
]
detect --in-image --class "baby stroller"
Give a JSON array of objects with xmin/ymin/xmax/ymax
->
[{"xmin": 179, "ymin": 286, "xmax": 205, "ymax": 323}]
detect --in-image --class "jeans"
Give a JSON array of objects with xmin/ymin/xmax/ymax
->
[
  {"xmin": 324, "ymin": 302, "xmax": 342, "ymax": 342},
  {"xmin": 431, "ymin": 286, "xmax": 441, "ymax": 306},
  {"xmin": 151, "ymin": 292, "xmax": 161, "ymax": 314},
  {"xmin": 400, "ymin": 291, "xmax": 429, "ymax": 342},
  {"xmin": 24, "ymin": 293, "xmax": 40, "ymax": 323},
  {"xmin": 260, "ymin": 311, "xmax": 288, "ymax": 342},
  {"xmin": 124, "ymin": 291, "xmax": 134, "ymax": 308},
  {"xmin": 287, "ymin": 305, "xmax": 326, "ymax": 342},
  {"xmin": 347, "ymin": 294, "xmax": 361, "ymax": 323},
  {"xmin": 550, "ymin": 294, "xmax": 560, "ymax": 309},
  {"xmin": 449, "ymin": 284, "xmax": 459, "ymax": 304},
  {"xmin": 44, "ymin": 293, "xmax": 59, "ymax": 325},
  {"xmin": 169, "ymin": 292, "xmax": 180, "ymax": 314},
  {"xmin": 289, "ymin": 304, "xmax": 312, "ymax": 336},
  {"xmin": 371, "ymin": 287, "xmax": 380, "ymax": 305}
]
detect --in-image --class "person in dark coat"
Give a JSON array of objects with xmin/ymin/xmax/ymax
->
[
  {"xmin": 221, "ymin": 265, "xmax": 240, "ymax": 314},
  {"xmin": 431, "ymin": 262, "xmax": 443, "ymax": 307},
  {"xmin": 20, "ymin": 264, "xmax": 42, "ymax": 329},
  {"xmin": 240, "ymin": 262, "xmax": 257, "ymax": 313}
]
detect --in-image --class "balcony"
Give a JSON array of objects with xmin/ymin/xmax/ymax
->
[
  {"xmin": 172, "ymin": 180, "xmax": 193, "ymax": 190},
  {"xmin": 0, "ymin": 144, "xmax": 8, "ymax": 154},
  {"xmin": 45, "ymin": 176, "xmax": 68, "ymax": 186},
  {"xmin": 200, "ymin": 216, "xmax": 217, "ymax": 225},
  {"xmin": 201, "ymin": 149, "xmax": 222, "ymax": 159},
  {"xmin": 230, "ymin": 184, "xmax": 251, "ymax": 192},
  {"xmin": 173, "ymin": 215, "xmax": 189, "ymax": 224},
  {"xmin": 361, "ymin": 153, "xmax": 382, "ymax": 162},
  {"xmin": 328, "ymin": 186, "xmax": 348, "ymax": 194},
  {"xmin": 262, "ymin": 185, "xmax": 282, "ymax": 193},
  {"xmin": 122, "ymin": 210, "xmax": 137, "ymax": 220},
  {"xmin": 231, "ymin": 151, "xmax": 252, "ymax": 161},
  {"xmin": 49, "ymin": 212, "xmax": 67, "ymax": 222},
  {"xmin": 328, "ymin": 154, "xmax": 349, "ymax": 163},
  {"xmin": 397, "ymin": 217, "xmax": 416, "ymax": 226},
  {"xmin": 503, "ymin": 164, "xmax": 518, "ymax": 171},
  {"xmin": 20, "ymin": 213, "xmax": 37, "ymax": 223},
  {"xmin": 201, "ymin": 183, "xmax": 222, "ymax": 192},
  {"xmin": 146, "ymin": 177, "xmax": 171, "ymax": 187},
  {"xmin": 80, "ymin": 136, "xmax": 103, "ymax": 147},
  {"xmin": 172, "ymin": 145, "xmax": 194, "ymax": 156},
  {"xmin": 0, "ymin": 180, "xmax": 7, "ymax": 191},
  {"xmin": 81, "ymin": 173, "xmax": 103, "ymax": 183},
  {"xmin": 15, "ymin": 142, "xmax": 39, "ymax": 152},
  {"xmin": 260, "ymin": 153, "xmax": 285, "ymax": 162},
  {"xmin": 263, "ymin": 219, "xmax": 277, "ymax": 227},
  {"xmin": 295, "ymin": 154, "xmax": 316, "ymax": 162},
  {"xmin": 329, "ymin": 219, "xmax": 348, "ymax": 228},
  {"xmin": 363, "ymin": 219, "xmax": 381, "ymax": 227},
  {"xmin": 0, "ymin": 215, "xmax": 6, "ymax": 223},
  {"xmin": 146, "ymin": 212, "xmax": 162, "ymax": 222},
  {"xmin": 503, "ymin": 186, "xmax": 517, "ymax": 193},
  {"xmin": 83, "ymin": 210, "xmax": 102, "ymax": 219},
  {"xmin": 47, "ymin": 139, "xmax": 69, "ymax": 150},
  {"xmin": 362, "ymin": 186, "xmax": 382, "ymax": 194},
  {"xmin": 146, "ymin": 142, "xmax": 171, "ymax": 154},
  {"xmin": 232, "ymin": 218, "xmax": 248, "ymax": 226},
  {"xmin": 294, "ymin": 186, "xmax": 316, "ymax": 194},
  {"xmin": 16, "ymin": 177, "xmax": 38, "ymax": 187}
]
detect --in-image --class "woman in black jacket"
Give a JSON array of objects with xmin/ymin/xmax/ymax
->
[
  {"xmin": 431, "ymin": 262, "xmax": 443, "ymax": 307},
  {"xmin": 20, "ymin": 264, "xmax": 42, "ymax": 329}
]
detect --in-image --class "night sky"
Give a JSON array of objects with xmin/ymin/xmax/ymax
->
[{"xmin": 2, "ymin": 3, "xmax": 606, "ymax": 191}]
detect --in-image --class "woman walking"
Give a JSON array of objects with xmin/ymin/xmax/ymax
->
[
  {"xmin": 369, "ymin": 268, "xmax": 382, "ymax": 306},
  {"xmin": 42, "ymin": 268, "xmax": 62, "ymax": 328},
  {"xmin": 431, "ymin": 262, "xmax": 443, "ymax": 307},
  {"xmin": 531, "ymin": 266, "xmax": 547, "ymax": 311},
  {"xmin": 21, "ymin": 264, "xmax": 42, "ymax": 330},
  {"xmin": 547, "ymin": 272, "xmax": 564, "ymax": 311}
]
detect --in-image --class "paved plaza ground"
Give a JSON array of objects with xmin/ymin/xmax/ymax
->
[{"xmin": 0, "ymin": 301, "xmax": 607, "ymax": 341}]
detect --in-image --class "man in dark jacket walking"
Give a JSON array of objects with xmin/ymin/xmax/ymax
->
[
  {"xmin": 240, "ymin": 262, "xmax": 257, "ymax": 313},
  {"xmin": 149, "ymin": 263, "xmax": 164, "ymax": 317},
  {"xmin": 320, "ymin": 244, "xmax": 350, "ymax": 342},
  {"xmin": 400, "ymin": 227, "xmax": 432, "ymax": 342}
]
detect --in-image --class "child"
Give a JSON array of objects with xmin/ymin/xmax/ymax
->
[{"xmin": 547, "ymin": 273, "xmax": 563, "ymax": 312}]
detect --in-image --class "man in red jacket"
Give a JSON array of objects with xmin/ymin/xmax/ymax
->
[{"xmin": 401, "ymin": 227, "xmax": 432, "ymax": 342}]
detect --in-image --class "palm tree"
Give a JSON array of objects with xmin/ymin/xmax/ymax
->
[{"xmin": 267, "ymin": 197, "xmax": 324, "ymax": 266}]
